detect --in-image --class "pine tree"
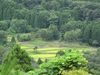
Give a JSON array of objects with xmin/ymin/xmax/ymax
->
[
  {"xmin": 11, "ymin": 36, "xmax": 16, "ymax": 43},
  {"xmin": 37, "ymin": 58, "xmax": 43, "ymax": 65},
  {"xmin": 1, "ymin": 47, "xmax": 17, "ymax": 75},
  {"xmin": 3, "ymin": 44, "xmax": 33, "ymax": 72}
]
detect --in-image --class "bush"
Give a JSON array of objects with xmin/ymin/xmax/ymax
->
[
  {"xmin": 64, "ymin": 29, "xmax": 81, "ymax": 42},
  {"xmin": 39, "ymin": 50, "xmax": 88, "ymax": 75},
  {"xmin": 56, "ymin": 50, "xmax": 65, "ymax": 56},
  {"xmin": 36, "ymin": 29, "xmax": 48, "ymax": 40},
  {"xmin": 17, "ymin": 34, "xmax": 31, "ymax": 42}
]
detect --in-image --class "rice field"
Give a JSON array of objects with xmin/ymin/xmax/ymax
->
[{"xmin": 19, "ymin": 40, "xmax": 97, "ymax": 60}]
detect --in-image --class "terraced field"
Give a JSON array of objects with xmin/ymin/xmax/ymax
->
[{"xmin": 19, "ymin": 40, "xmax": 97, "ymax": 61}]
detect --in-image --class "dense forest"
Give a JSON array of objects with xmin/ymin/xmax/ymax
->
[{"xmin": 0, "ymin": 0, "xmax": 100, "ymax": 75}]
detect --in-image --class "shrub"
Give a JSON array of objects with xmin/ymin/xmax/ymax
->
[
  {"xmin": 56, "ymin": 50, "xmax": 65, "ymax": 56},
  {"xmin": 39, "ymin": 50, "xmax": 88, "ymax": 75},
  {"xmin": 64, "ymin": 29, "xmax": 81, "ymax": 42},
  {"xmin": 36, "ymin": 29, "xmax": 50, "ymax": 40},
  {"xmin": 17, "ymin": 34, "xmax": 31, "ymax": 42}
]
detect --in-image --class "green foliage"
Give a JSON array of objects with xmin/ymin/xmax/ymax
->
[
  {"xmin": 37, "ymin": 25, "xmax": 59, "ymax": 40},
  {"xmin": 0, "ymin": 0, "xmax": 100, "ymax": 46},
  {"xmin": 34, "ymin": 10, "xmax": 50, "ymax": 28},
  {"xmin": 0, "ymin": 0, "xmax": 100, "ymax": 74},
  {"xmin": 14, "ymin": 45, "xmax": 33, "ymax": 72},
  {"xmin": 37, "ymin": 58, "xmax": 43, "ymax": 65},
  {"xmin": 9, "ymin": 19, "xmax": 32, "ymax": 33},
  {"xmin": 0, "ymin": 30, "xmax": 7, "ymax": 44},
  {"xmin": 11, "ymin": 36, "xmax": 16, "ymax": 43},
  {"xmin": 64, "ymin": 29, "xmax": 81, "ymax": 42},
  {"xmin": 0, "ymin": 46, "xmax": 6, "ymax": 64},
  {"xmin": 83, "ymin": 20, "xmax": 100, "ymax": 46},
  {"xmin": 56, "ymin": 50, "xmax": 65, "ymax": 56},
  {"xmin": 36, "ymin": 29, "xmax": 48, "ymax": 40},
  {"xmin": 39, "ymin": 50, "xmax": 88, "ymax": 75},
  {"xmin": 3, "ymin": 45, "xmax": 33, "ymax": 72},
  {"xmin": 60, "ymin": 21, "xmax": 83, "ymax": 33},
  {"xmin": 17, "ymin": 34, "xmax": 31, "ymax": 42},
  {"xmin": 85, "ymin": 48, "xmax": 100, "ymax": 75},
  {"xmin": 1, "ymin": 46, "xmax": 17, "ymax": 75},
  {"xmin": 0, "ymin": 20, "xmax": 10, "ymax": 31},
  {"xmin": 0, "ymin": 0, "xmax": 16, "ymax": 20},
  {"xmin": 48, "ymin": 25, "xmax": 60, "ymax": 40}
]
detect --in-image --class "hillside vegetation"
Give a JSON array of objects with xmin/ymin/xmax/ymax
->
[
  {"xmin": 0, "ymin": 0, "xmax": 100, "ymax": 46},
  {"xmin": 0, "ymin": 0, "xmax": 100, "ymax": 75}
]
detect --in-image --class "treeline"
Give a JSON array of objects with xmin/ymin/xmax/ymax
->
[{"xmin": 0, "ymin": 0, "xmax": 100, "ymax": 46}]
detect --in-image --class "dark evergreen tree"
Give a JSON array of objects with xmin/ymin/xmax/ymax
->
[
  {"xmin": 37, "ymin": 58, "xmax": 43, "ymax": 65},
  {"xmin": 3, "ymin": 44, "xmax": 33, "ymax": 72},
  {"xmin": 11, "ymin": 36, "xmax": 16, "ymax": 43}
]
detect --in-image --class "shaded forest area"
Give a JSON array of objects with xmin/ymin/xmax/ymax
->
[{"xmin": 0, "ymin": 0, "xmax": 100, "ymax": 46}]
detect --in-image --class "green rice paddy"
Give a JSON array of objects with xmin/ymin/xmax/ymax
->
[{"xmin": 20, "ymin": 40, "xmax": 97, "ymax": 60}]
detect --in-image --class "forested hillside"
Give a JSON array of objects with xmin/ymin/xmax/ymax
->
[
  {"xmin": 0, "ymin": 0, "xmax": 100, "ymax": 45},
  {"xmin": 0, "ymin": 0, "xmax": 100, "ymax": 75}
]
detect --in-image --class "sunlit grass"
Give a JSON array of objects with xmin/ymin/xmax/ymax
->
[
  {"xmin": 20, "ymin": 40, "xmax": 96, "ymax": 60},
  {"xmin": 21, "ymin": 46, "xmax": 29, "ymax": 49},
  {"xmin": 30, "ymin": 54, "xmax": 56, "ymax": 58}
]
